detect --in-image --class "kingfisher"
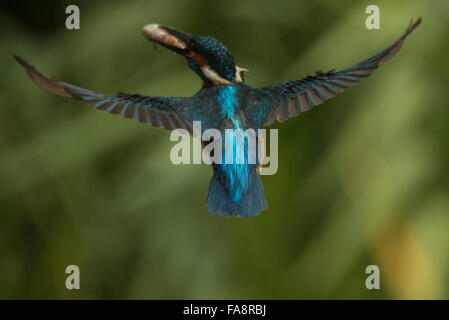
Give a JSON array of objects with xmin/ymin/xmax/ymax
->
[{"xmin": 15, "ymin": 18, "xmax": 421, "ymax": 218}]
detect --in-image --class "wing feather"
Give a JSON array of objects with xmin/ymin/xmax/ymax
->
[
  {"xmin": 14, "ymin": 55, "xmax": 193, "ymax": 134},
  {"xmin": 260, "ymin": 18, "xmax": 421, "ymax": 126}
]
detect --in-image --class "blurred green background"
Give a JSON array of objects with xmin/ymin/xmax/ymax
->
[{"xmin": 0, "ymin": 0, "xmax": 448, "ymax": 299}]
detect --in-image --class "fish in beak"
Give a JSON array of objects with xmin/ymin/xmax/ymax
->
[
  {"xmin": 142, "ymin": 24, "xmax": 193, "ymax": 56},
  {"xmin": 142, "ymin": 24, "xmax": 247, "ymax": 85}
]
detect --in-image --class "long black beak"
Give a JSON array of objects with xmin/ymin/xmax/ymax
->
[{"xmin": 142, "ymin": 24, "xmax": 192, "ymax": 56}]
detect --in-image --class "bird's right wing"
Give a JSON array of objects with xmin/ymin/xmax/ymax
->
[
  {"xmin": 259, "ymin": 18, "xmax": 421, "ymax": 126},
  {"xmin": 15, "ymin": 55, "xmax": 194, "ymax": 134}
]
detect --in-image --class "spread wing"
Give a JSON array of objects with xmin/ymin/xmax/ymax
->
[
  {"xmin": 260, "ymin": 18, "xmax": 421, "ymax": 126},
  {"xmin": 14, "ymin": 55, "xmax": 193, "ymax": 134}
]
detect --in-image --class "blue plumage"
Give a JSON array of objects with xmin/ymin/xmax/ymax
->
[
  {"xmin": 218, "ymin": 85, "xmax": 238, "ymax": 120},
  {"xmin": 15, "ymin": 18, "xmax": 421, "ymax": 217}
]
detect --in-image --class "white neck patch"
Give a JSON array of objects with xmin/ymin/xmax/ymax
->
[
  {"xmin": 201, "ymin": 65, "xmax": 234, "ymax": 85},
  {"xmin": 235, "ymin": 66, "xmax": 248, "ymax": 83}
]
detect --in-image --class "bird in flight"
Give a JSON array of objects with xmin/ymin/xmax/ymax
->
[{"xmin": 15, "ymin": 18, "xmax": 421, "ymax": 218}]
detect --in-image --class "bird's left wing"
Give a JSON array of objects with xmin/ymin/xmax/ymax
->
[
  {"xmin": 15, "ymin": 55, "xmax": 194, "ymax": 134},
  {"xmin": 260, "ymin": 18, "xmax": 421, "ymax": 126}
]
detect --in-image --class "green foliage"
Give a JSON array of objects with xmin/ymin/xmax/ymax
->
[{"xmin": 0, "ymin": 0, "xmax": 448, "ymax": 299}]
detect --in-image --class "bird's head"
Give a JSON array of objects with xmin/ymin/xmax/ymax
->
[{"xmin": 142, "ymin": 24, "xmax": 247, "ymax": 87}]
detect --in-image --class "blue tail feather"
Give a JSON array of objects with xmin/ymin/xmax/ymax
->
[{"xmin": 206, "ymin": 170, "xmax": 268, "ymax": 218}]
